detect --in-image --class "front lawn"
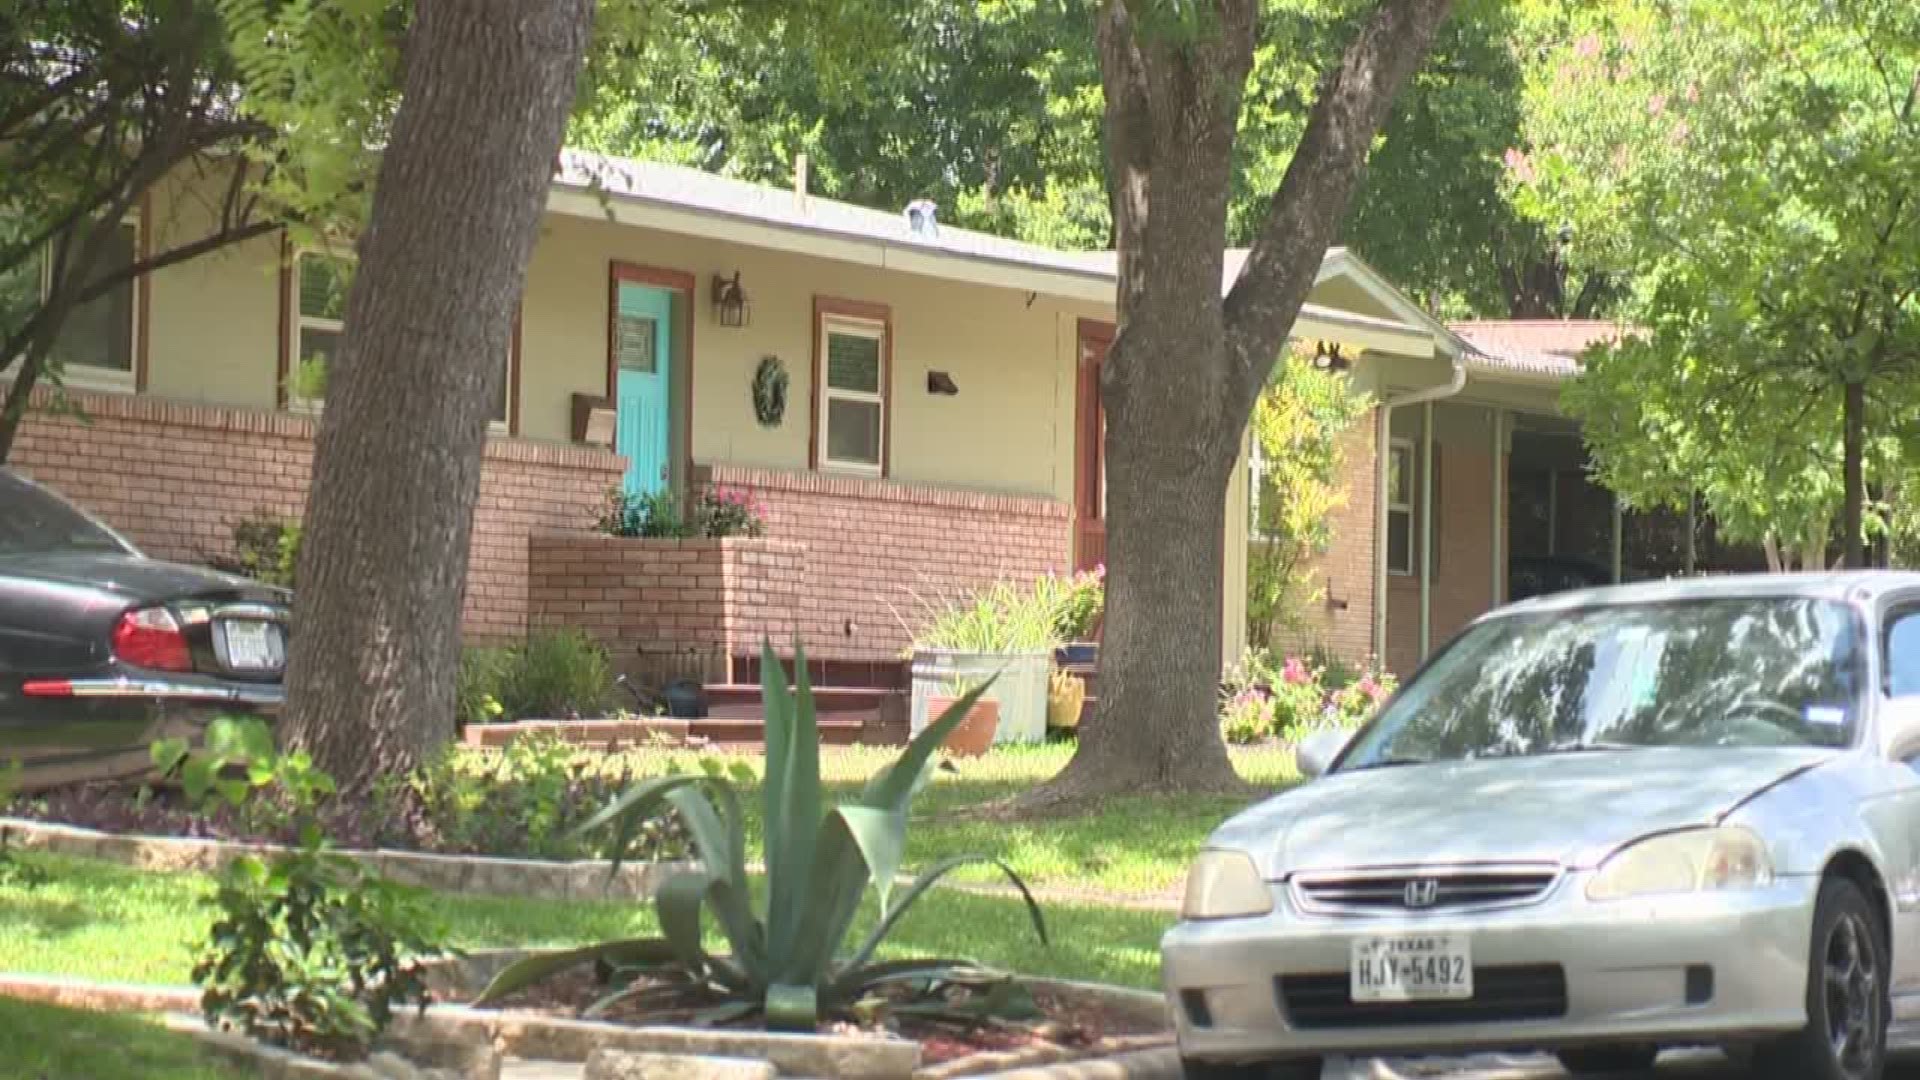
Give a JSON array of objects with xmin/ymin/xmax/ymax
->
[{"xmin": 0, "ymin": 996, "xmax": 251, "ymax": 1080}]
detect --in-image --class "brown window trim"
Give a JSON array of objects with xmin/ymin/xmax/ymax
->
[
  {"xmin": 810, "ymin": 295, "xmax": 893, "ymax": 477},
  {"xmin": 607, "ymin": 261, "xmax": 697, "ymax": 484},
  {"xmin": 277, "ymin": 235, "xmax": 524, "ymax": 432}
]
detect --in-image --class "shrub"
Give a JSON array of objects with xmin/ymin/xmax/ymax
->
[
  {"xmin": 497, "ymin": 630, "xmax": 612, "ymax": 721},
  {"xmin": 456, "ymin": 646, "xmax": 511, "ymax": 726},
  {"xmin": 212, "ymin": 512, "xmax": 301, "ymax": 589},
  {"xmin": 160, "ymin": 717, "xmax": 444, "ymax": 1060},
  {"xmin": 596, "ymin": 486, "xmax": 766, "ymax": 539},
  {"xmin": 476, "ymin": 642, "xmax": 1046, "ymax": 1029},
  {"xmin": 1032, "ymin": 566, "xmax": 1105, "ymax": 642},
  {"xmin": 1217, "ymin": 648, "xmax": 1397, "ymax": 744}
]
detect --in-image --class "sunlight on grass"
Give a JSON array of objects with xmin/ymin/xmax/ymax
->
[
  {"xmin": 0, "ymin": 997, "xmax": 251, "ymax": 1080},
  {"xmin": 0, "ymin": 852, "xmax": 1173, "ymax": 991}
]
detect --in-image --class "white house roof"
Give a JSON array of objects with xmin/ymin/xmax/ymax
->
[{"xmin": 549, "ymin": 149, "xmax": 1465, "ymax": 361}]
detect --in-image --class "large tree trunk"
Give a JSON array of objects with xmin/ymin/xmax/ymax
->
[
  {"xmin": 282, "ymin": 0, "xmax": 593, "ymax": 791},
  {"xmin": 1030, "ymin": 0, "xmax": 1451, "ymax": 805},
  {"xmin": 1843, "ymin": 378, "xmax": 1865, "ymax": 569}
]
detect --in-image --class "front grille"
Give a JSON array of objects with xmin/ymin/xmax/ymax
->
[
  {"xmin": 1293, "ymin": 865, "xmax": 1559, "ymax": 915},
  {"xmin": 1278, "ymin": 964, "xmax": 1567, "ymax": 1029}
]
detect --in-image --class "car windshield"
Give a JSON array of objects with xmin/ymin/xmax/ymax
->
[
  {"xmin": 0, "ymin": 471, "xmax": 133, "ymax": 556},
  {"xmin": 1339, "ymin": 596, "xmax": 1864, "ymax": 769}
]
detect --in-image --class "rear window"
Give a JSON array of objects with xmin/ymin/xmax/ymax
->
[{"xmin": 0, "ymin": 471, "xmax": 134, "ymax": 556}]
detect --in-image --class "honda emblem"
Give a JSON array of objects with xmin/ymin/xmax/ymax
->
[{"xmin": 1403, "ymin": 879, "xmax": 1440, "ymax": 909}]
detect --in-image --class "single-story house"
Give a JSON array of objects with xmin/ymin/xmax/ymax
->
[{"xmin": 5, "ymin": 150, "xmax": 1623, "ymax": 693}]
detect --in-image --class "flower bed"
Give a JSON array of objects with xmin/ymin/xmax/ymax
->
[
  {"xmin": 1219, "ymin": 649, "xmax": 1397, "ymax": 745},
  {"xmin": 5, "ymin": 735, "xmax": 695, "ymax": 866}
]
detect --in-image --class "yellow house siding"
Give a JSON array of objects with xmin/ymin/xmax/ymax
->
[{"xmin": 141, "ymin": 170, "xmax": 282, "ymax": 409}]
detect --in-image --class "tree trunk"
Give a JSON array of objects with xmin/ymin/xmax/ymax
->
[
  {"xmin": 1843, "ymin": 378, "xmax": 1865, "ymax": 569},
  {"xmin": 281, "ymin": 0, "xmax": 594, "ymax": 792},
  {"xmin": 1027, "ymin": 0, "xmax": 1452, "ymax": 806}
]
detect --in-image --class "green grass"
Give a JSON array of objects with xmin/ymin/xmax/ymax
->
[
  {"xmin": 0, "ymin": 851, "xmax": 1173, "ymax": 991},
  {"xmin": 0, "ymin": 996, "xmax": 252, "ymax": 1080},
  {"xmin": 573, "ymin": 740, "xmax": 1297, "ymax": 901}
]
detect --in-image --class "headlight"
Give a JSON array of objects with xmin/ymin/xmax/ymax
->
[
  {"xmin": 1182, "ymin": 849, "xmax": 1273, "ymax": 920},
  {"xmin": 1587, "ymin": 827, "xmax": 1774, "ymax": 901}
]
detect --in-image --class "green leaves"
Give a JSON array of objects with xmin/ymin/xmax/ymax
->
[{"xmin": 498, "ymin": 640, "xmax": 1044, "ymax": 1032}]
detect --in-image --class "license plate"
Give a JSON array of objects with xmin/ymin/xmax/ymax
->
[
  {"xmin": 223, "ymin": 620, "xmax": 278, "ymax": 670},
  {"xmin": 1351, "ymin": 934, "xmax": 1473, "ymax": 1002}
]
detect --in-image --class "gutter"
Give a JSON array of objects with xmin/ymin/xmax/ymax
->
[{"xmin": 1373, "ymin": 353, "xmax": 1468, "ymax": 665}]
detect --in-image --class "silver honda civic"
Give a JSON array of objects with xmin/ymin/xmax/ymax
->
[{"xmin": 1164, "ymin": 573, "xmax": 1920, "ymax": 1080}]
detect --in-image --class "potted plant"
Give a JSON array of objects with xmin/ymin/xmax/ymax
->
[
  {"xmin": 930, "ymin": 674, "xmax": 1001, "ymax": 756},
  {"xmin": 1046, "ymin": 668, "xmax": 1085, "ymax": 732},
  {"xmin": 904, "ymin": 578, "xmax": 1061, "ymax": 746},
  {"xmin": 1045, "ymin": 566, "xmax": 1105, "ymax": 667}
]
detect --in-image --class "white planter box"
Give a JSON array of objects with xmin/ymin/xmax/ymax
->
[{"xmin": 907, "ymin": 648, "xmax": 1052, "ymax": 745}]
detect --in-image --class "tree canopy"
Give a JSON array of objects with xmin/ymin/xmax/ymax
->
[{"xmin": 1537, "ymin": 0, "xmax": 1920, "ymax": 567}]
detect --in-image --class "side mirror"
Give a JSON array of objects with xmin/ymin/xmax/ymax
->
[
  {"xmin": 1883, "ymin": 696, "xmax": 1920, "ymax": 762},
  {"xmin": 1296, "ymin": 727, "xmax": 1354, "ymax": 780}
]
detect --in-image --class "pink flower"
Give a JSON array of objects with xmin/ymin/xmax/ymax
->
[
  {"xmin": 1503, "ymin": 147, "xmax": 1535, "ymax": 184},
  {"xmin": 1574, "ymin": 33, "xmax": 1602, "ymax": 59},
  {"xmin": 1646, "ymin": 93, "xmax": 1667, "ymax": 117},
  {"xmin": 1282, "ymin": 657, "xmax": 1311, "ymax": 686}
]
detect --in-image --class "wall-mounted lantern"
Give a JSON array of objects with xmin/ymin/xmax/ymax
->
[
  {"xmin": 1311, "ymin": 340, "xmax": 1352, "ymax": 372},
  {"xmin": 926, "ymin": 371, "xmax": 959, "ymax": 396},
  {"xmin": 711, "ymin": 271, "xmax": 750, "ymax": 328}
]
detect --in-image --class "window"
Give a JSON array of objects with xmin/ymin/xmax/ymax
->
[
  {"xmin": 3, "ymin": 216, "xmax": 141, "ymax": 390},
  {"xmin": 1387, "ymin": 438, "xmax": 1416, "ymax": 575},
  {"xmin": 1888, "ymin": 610, "xmax": 1920, "ymax": 699},
  {"xmin": 815, "ymin": 303, "xmax": 888, "ymax": 473},
  {"xmin": 289, "ymin": 249, "xmax": 511, "ymax": 424}
]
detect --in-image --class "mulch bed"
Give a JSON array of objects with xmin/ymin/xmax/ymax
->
[
  {"xmin": 6, "ymin": 779, "xmax": 685, "ymax": 864},
  {"xmin": 481, "ymin": 966, "xmax": 1163, "ymax": 1066}
]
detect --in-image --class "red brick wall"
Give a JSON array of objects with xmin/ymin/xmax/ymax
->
[
  {"xmin": 696, "ymin": 464, "xmax": 1072, "ymax": 661},
  {"xmin": 1386, "ymin": 443, "xmax": 1498, "ymax": 677},
  {"xmin": 9, "ymin": 389, "xmax": 620, "ymax": 639},
  {"xmin": 527, "ymin": 534, "xmax": 807, "ymax": 674}
]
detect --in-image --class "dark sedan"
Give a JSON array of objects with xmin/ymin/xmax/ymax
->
[{"xmin": 0, "ymin": 468, "xmax": 289, "ymax": 791}]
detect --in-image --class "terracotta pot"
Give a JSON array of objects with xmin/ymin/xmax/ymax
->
[{"xmin": 928, "ymin": 695, "xmax": 1000, "ymax": 757}]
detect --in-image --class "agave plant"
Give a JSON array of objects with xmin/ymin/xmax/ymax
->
[{"xmin": 474, "ymin": 641, "xmax": 1047, "ymax": 1030}]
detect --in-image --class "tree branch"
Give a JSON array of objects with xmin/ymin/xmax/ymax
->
[{"xmin": 1222, "ymin": 0, "xmax": 1454, "ymax": 406}]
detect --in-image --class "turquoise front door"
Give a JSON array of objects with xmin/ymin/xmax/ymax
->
[{"xmin": 613, "ymin": 282, "xmax": 673, "ymax": 496}]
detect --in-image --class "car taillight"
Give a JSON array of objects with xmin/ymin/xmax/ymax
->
[{"xmin": 112, "ymin": 606, "xmax": 192, "ymax": 672}]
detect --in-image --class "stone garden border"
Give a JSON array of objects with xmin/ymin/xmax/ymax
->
[
  {"xmin": 0, "ymin": 816, "xmax": 690, "ymax": 902},
  {"xmin": 0, "ymin": 954, "xmax": 1174, "ymax": 1080}
]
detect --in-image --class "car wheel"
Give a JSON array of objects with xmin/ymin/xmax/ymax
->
[
  {"xmin": 1756, "ymin": 877, "xmax": 1888, "ymax": 1080},
  {"xmin": 1555, "ymin": 1046, "xmax": 1658, "ymax": 1074},
  {"xmin": 1181, "ymin": 1056, "xmax": 1322, "ymax": 1080}
]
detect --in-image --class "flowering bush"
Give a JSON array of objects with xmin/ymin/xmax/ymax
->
[
  {"xmin": 1221, "ymin": 687, "xmax": 1275, "ymax": 745},
  {"xmin": 1218, "ymin": 647, "xmax": 1396, "ymax": 744},
  {"xmin": 596, "ymin": 486, "xmax": 766, "ymax": 539},
  {"xmin": 1035, "ymin": 564, "xmax": 1105, "ymax": 641}
]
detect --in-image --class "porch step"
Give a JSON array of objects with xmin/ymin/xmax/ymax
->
[
  {"xmin": 692, "ymin": 710, "xmax": 870, "ymax": 746},
  {"xmin": 703, "ymin": 683, "xmax": 896, "ymax": 712}
]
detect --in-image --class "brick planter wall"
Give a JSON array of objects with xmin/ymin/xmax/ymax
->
[
  {"xmin": 527, "ymin": 534, "xmax": 807, "ymax": 675},
  {"xmin": 10, "ymin": 388, "xmax": 621, "ymax": 639},
  {"xmin": 696, "ymin": 464, "xmax": 1073, "ymax": 661}
]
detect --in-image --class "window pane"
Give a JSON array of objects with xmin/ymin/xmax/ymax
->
[
  {"xmin": 616, "ymin": 313, "xmax": 656, "ymax": 373},
  {"xmin": 1389, "ymin": 445, "xmax": 1412, "ymax": 507},
  {"xmin": 49, "ymin": 223, "xmax": 135, "ymax": 372},
  {"xmin": 827, "ymin": 331, "xmax": 880, "ymax": 393},
  {"xmin": 296, "ymin": 327, "xmax": 340, "ymax": 398},
  {"xmin": 299, "ymin": 253, "xmax": 351, "ymax": 321},
  {"xmin": 1388, "ymin": 509, "xmax": 1412, "ymax": 574},
  {"xmin": 1891, "ymin": 615, "xmax": 1920, "ymax": 698},
  {"xmin": 827, "ymin": 398, "xmax": 881, "ymax": 465}
]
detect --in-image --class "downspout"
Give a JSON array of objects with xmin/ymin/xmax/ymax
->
[{"xmin": 1373, "ymin": 352, "xmax": 1467, "ymax": 665}]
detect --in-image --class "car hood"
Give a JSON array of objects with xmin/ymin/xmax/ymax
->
[
  {"xmin": 0, "ymin": 551, "xmax": 286, "ymax": 606},
  {"xmin": 1213, "ymin": 747, "xmax": 1836, "ymax": 875}
]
